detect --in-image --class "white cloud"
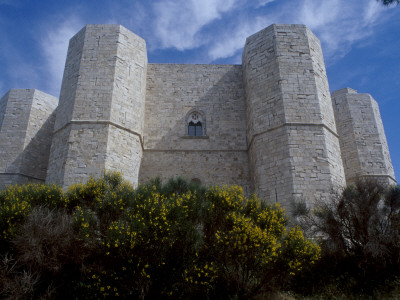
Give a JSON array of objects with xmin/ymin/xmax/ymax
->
[
  {"xmin": 257, "ymin": 0, "xmax": 275, "ymax": 7},
  {"xmin": 208, "ymin": 17, "xmax": 268, "ymax": 61},
  {"xmin": 205, "ymin": 0, "xmax": 393, "ymax": 63},
  {"xmin": 152, "ymin": 0, "xmax": 237, "ymax": 50},
  {"xmin": 206, "ymin": 4, "xmax": 289, "ymax": 62},
  {"xmin": 363, "ymin": 0, "xmax": 385, "ymax": 24},
  {"xmin": 294, "ymin": 0, "xmax": 388, "ymax": 62},
  {"xmin": 297, "ymin": 0, "xmax": 341, "ymax": 29},
  {"xmin": 40, "ymin": 18, "xmax": 83, "ymax": 97}
]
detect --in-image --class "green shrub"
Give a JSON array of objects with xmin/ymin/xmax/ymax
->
[
  {"xmin": 73, "ymin": 182, "xmax": 319, "ymax": 299},
  {"xmin": 291, "ymin": 179, "xmax": 400, "ymax": 296},
  {"xmin": 0, "ymin": 173, "xmax": 320, "ymax": 299},
  {"xmin": 0, "ymin": 183, "xmax": 63, "ymax": 243},
  {"xmin": 201, "ymin": 186, "xmax": 320, "ymax": 299},
  {"xmin": 0, "ymin": 254, "xmax": 42, "ymax": 299}
]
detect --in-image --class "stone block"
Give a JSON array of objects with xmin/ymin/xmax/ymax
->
[{"xmin": 0, "ymin": 89, "xmax": 58, "ymax": 189}]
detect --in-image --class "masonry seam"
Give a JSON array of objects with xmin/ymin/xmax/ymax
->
[
  {"xmin": 52, "ymin": 120, "xmax": 144, "ymax": 151},
  {"xmin": 347, "ymin": 174, "xmax": 397, "ymax": 183},
  {"xmin": 1, "ymin": 172, "xmax": 44, "ymax": 181},
  {"xmin": 247, "ymin": 122, "xmax": 338, "ymax": 151}
]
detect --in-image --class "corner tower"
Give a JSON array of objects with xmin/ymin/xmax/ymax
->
[
  {"xmin": 0, "ymin": 89, "xmax": 57, "ymax": 189},
  {"xmin": 243, "ymin": 24, "xmax": 345, "ymax": 207},
  {"xmin": 332, "ymin": 88, "xmax": 396, "ymax": 185},
  {"xmin": 47, "ymin": 25, "xmax": 147, "ymax": 189}
]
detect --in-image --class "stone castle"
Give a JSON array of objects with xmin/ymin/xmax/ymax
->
[{"xmin": 0, "ymin": 24, "xmax": 396, "ymax": 208}]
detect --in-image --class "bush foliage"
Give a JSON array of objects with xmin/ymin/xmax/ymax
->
[
  {"xmin": 291, "ymin": 179, "xmax": 400, "ymax": 297},
  {"xmin": 0, "ymin": 173, "xmax": 319, "ymax": 299}
]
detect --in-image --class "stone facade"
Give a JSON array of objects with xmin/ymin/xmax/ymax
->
[
  {"xmin": 140, "ymin": 64, "xmax": 250, "ymax": 193},
  {"xmin": 0, "ymin": 24, "xmax": 396, "ymax": 207},
  {"xmin": 0, "ymin": 89, "xmax": 57, "ymax": 188},
  {"xmin": 332, "ymin": 88, "xmax": 396, "ymax": 185},
  {"xmin": 46, "ymin": 25, "xmax": 147, "ymax": 188},
  {"xmin": 242, "ymin": 25, "xmax": 345, "ymax": 207}
]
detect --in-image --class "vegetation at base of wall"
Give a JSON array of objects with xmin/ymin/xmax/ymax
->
[
  {"xmin": 1, "ymin": 174, "xmax": 400, "ymax": 299},
  {"xmin": 0, "ymin": 183, "xmax": 64, "ymax": 241},
  {"xmin": 0, "ymin": 172, "xmax": 319, "ymax": 299},
  {"xmin": 290, "ymin": 179, "xmax": 400, "ymax": 298}
]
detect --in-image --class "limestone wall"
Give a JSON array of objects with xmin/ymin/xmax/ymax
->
[
  {"xmin": 140, "ymin": 64, "xmax": 249, "ymax": 190},
  {"xmin": 0, "ymin": 90, "xmax": 32, "ymax": 177},
  {"xmin": 140, "ymin": 151, "xmax": 250, "ymax": 192},
  {"xmin": 332, "ymin": 88, "xmax": 396, "ymax": 185},
  {"xmin": 0, "ymin": 92, "xmax": 7, "ymax": 129},
  {"xmin": 46, "ymin": 26, "xmax": 86, "ymax": 186},
  {"xmin": 21, "ymin": 90, "xmax": 58, "ymax": 179},
  {"xmin": 243, "ymin": 24, "xmax": 345, "ymax": 207},
  {"xmin": 47, "ymin": 24, "xmax": 147, "ymax": 189},
  {"xmin": 0, "ymin": 23, "xmax": 395, "ymax": 205},
  {"xmin": 0, "ymin": 89, "xmax": 57, "ymax": 189}
]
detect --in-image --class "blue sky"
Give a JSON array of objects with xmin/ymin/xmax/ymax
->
[{"xmin": 0, "ymin": 0, "xmax": 399, "ymax": 179}]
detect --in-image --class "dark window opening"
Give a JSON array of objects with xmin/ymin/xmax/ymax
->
[{"xmin": 188, "ymin": 121, "xmax": 202, "ymax": 136}]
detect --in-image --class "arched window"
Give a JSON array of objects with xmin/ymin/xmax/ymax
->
[
  {"xmin": 188, "ymin": 121, "xmax": 202, "ymax": 136},
  {"xmin": 186, "ymin": 111, "xmax": 205, "ymax": 137}
]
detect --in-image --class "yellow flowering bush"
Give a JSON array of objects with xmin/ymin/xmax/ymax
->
[
  {"xmin": 183, "ymin": 259, "xmax": 218, "ymax": 296},
  {"xmin": 281, "ymin": 227, "xmax": 320, "ymax": 276},
  {"xmin": 0, "ymin": 174, "xmax": 320, "ymax": 299},
  {"xmin": 215, "ymin": 211, "xmax": 280, "ymax": 263},
  {"xmin": 199, "ymin": 186, "xmax": 320, "ymax": 298},
  {"xmin": 0, "ymin": 183, "xmax": 63, "ymax": 240},
  {"xmin": 81, "ymin": 184, "xmax": 204, "ymax": 298},
  {"xmin": 72, "ymin": 205, "xmax": 99, "ymax": 244},
  {"xmin": 67, "ymin": 178, "xmax": 321, "ymax": 299},
  {"xmin": 65, "ymin": 178, "xmax": 106, "ymax": 209}
]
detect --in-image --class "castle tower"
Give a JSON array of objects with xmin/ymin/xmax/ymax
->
[
  {"xmin": 46, "ymin": 25, "xmax": 147, "ymax": 189},
  {"xmin": 242, "ymin": 24, "xmax": 346, "ymax": 207},
  {"xmin": 332, "ymin": 88, "xmax": 396, "ymax": 185},
  {"xmin": 0, "ymin": 89, "xmax": 57, "ymax": 189}
]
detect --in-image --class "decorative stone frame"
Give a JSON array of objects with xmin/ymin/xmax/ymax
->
[{"xmin": 183, "ymin": 109, "xmax": 207, "ymax": 138}]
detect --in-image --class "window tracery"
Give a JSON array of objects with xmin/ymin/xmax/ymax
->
[{"xmin": 185, "ymin": 110, "xmax": 206, "ymax": 137}]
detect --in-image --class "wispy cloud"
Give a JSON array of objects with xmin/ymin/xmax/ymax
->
[
  {"xmin": 294, "ymin": 0, "xmax": 388, "ymax": 62},
  {"xmin": 148, "ymin": 0, "xmax": 280, "ymax": 59},
  {"xmin": 147, "ymin": 0, "xmax": 393, "ymax": 64},
  {"xmin": 40, "ymin": 17, "xmax": 83, "ymax": 97},
  {"xmin": 257, "ymin": 0, "xmax": 275, "ymax": 8},
  {"xmin": 151, "ymin": 0, "xmax": 237, "ymax": 50},
  {"xmin": 296, "ymin": 0, "xmax": 341, "ymax": 29},
  {"xmin": 208, "ymin": 17, "xmax": 268, "ymax": 61},
  {"xmin": 2, "ymin": 0, "xmax": 391, "ymax": 99},
  {"xmin": 364, "ymin": 0, "xmax": 384, "ymax": 23},
  {"xmin": 206, "ymin": 3, "xmax": 287, "ymax": 62}
]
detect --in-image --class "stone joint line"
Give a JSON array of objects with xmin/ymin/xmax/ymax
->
[
  {"xmin": 348, "ymin": 174, "xmax": 397, "ymax": 183},
  {"xmin": 53, "ymin": 120, "xmax": 144, "ymax": 151},
  {"xmin": 248, "ymin": 122, "xmax": 339, "ymax": 150},
  {"xmin": 144, "ymin": 149, "xmax": 248, "ymax": 153},
  {"xmin": 0, "ymin": 172, "xmax": 44, "ymax": 181}
]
